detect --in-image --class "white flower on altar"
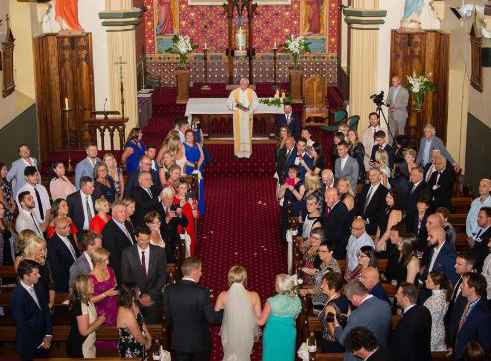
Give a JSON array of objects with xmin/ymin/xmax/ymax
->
[
  {"xmin": 175, "ymin": 35, "xmax": 193, "ymax": 55},
  {"xmin": 284, "ymin": 35, "xmax": 309, "ymax": 56}
]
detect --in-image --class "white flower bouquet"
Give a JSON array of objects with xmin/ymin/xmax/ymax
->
[
  {"xmin": 167, "ymin": 34, "xmax": 197, "ymax": 68},
  {"xmin": 284, "ymin": 35, "xmax": 311, "ymax": 69},
  {"xmin": 407, "ymin": 72, "xmax": 436, "ymax": 111}
]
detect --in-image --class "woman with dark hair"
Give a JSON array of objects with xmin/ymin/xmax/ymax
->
[
  {"xmin": 67, "ymin": 274, "xmax": 106, "ymax": 358},
  {"xmin": 0, "ymin": 161, "xmax": 15, "ymax": 224},
  {"xmin": 117, "ymin": 284, "xmax": 152, "ymax": 358},
  {"xmin": 49, "ymin": 161, "xmax": 76, "ymax": 201},
  {"xmin": 92, "ymin": 163, "xmax": 117, "ymax": 204},
  {"xmin": 387, "ymin": 235, "xmax": 420, "ymax": 285},
  {"xmin": 46, "ymin": 198, "xmax": 78, "ymax": 240},
  {"xmin": 424, "ymin": 271, "xmax": 451, "ymax": 352},
  {"xmin": 345, "ymin": 246, "xmax": 377, "ymax": 281},
  {"xmin": 121, "ymin": 127, "xmax": 145, "ymax": 175},
  {"xmin": 376, "ymin": 191, "xmax": 405, "ymax": 251},
  {"xmin": 306, "ymin": 142, "xmax": 326, "ymax": 175},
  {"xmin": 331, "ymin": 132, "xmax": 345, "ymax": 164},
  {"xmin": 347, "ymin": 129, "xmax": 365, "ymax": 184},
  {"xmin": 318, "ymin": 272, "xmax": 349, "ymax": 352},
  {"xmin": 278, "ymin": 165, "xmax": 305, "ymax": 241}
]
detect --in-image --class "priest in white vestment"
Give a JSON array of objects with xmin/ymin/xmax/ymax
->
[{"xmin": 226, "ymin": 78, "xmax": 258, "ymax": 158}]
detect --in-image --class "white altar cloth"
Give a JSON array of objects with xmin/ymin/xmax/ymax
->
[{"xmin": 184, "ymin": 97, "xmax": 283, "ymax": 123}]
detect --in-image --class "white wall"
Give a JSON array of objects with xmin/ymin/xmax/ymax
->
[{"xmin": 79, "ymin": 0, "xmax": 110, "ymax": 110}]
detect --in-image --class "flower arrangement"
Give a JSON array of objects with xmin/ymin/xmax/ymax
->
[
  {"xmin": 407, "ymin": 72, "xmax": 436, "ymax": 111},
  {"xmin": 166, "ymin": 34, "xmax": 197, "ymax": 68},
  {"xmin": 284, "ymin": 35, "xmax": 311, "ymax": 69},
  {"xmin": 259, "ymin": 89, "xmax": 292, "ymax": 107}
]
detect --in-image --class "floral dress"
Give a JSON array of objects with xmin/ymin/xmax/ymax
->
[
  {"xmin": 0, "ymin": 179, "xmax": 14, "ymax": 223},
  {"xmin": 423, "ymin": 289, "xmax": 448, "ymax": 351},
  {"xmin": 118, "ymin": 312, "xmax": 145, "ymax": 358}
]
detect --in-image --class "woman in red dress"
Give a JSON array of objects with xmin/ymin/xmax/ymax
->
[
  {"xmin": 90, "ymin": 197, "xmax": 111, "ymax": 235},
  {"xmin": 47, "ymin": 198, "xmax": 78, "ymax": 240},
  {"xmin": 173, "ymin": 182, "xmax": 199, "ymax": 256}
]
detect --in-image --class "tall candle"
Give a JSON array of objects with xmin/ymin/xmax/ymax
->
[
  {"xmin": 274, "ymin": 41, "xmax": 277, "ymax": 49},
  {"xmin": 204, "ymin": 41, "xmax": 207, "ymax": 50},
  {"xmin": 64, "ymin": 97, "xmax": 69, "ymax": 110}
]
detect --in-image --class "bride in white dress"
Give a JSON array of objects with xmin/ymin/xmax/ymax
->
[{"xmin": 215, "ymin": 265, "xmax": 262, "ymax": 361}]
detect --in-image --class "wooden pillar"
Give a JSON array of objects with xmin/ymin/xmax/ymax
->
[{"xmin": 344, "ymin": 4, "xmax": 386, "ymax": 133}]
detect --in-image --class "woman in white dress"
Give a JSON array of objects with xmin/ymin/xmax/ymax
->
[
  {"xmin": 424, "ymin": 271, "xmax": 451, "ymax": 351},
  {"xmin": 215, "ymin": 265, "xmax": 262, "ymax": 361}
]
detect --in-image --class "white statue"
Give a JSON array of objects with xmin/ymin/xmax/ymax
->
[
  {"xmin": 41, "ymin": 3, "xmax": 61, "ymax": 34},
  {"xmin": 401, "ymin": 0, "xmax": 425, "ymax": 31}
]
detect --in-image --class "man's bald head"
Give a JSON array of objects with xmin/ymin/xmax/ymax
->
[
  {"xmin": 239, "ymin": 78, "xmax": 249, "ymax": 90},
  {"xmin": 351, "ymin": 217, "xmax": 366, "ymax": 238},
  {"xmin": 426, "ymin": 213, "xmax": 443, "ymax": 232},
  {"xmin": 360, "ymin": 266, "xmax": 379, "ymax": 290},
  {"xmin": 428, "ymin": 227, "xmax": 445, "ymax": 247}
]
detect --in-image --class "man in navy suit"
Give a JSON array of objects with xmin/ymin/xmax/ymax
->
[
  {"xmin": 453, "ymin": 272, "xmax": 491, "ymax": 360},
  {"xmin": 277, "ymin": 103, "xmax": 300, "ymax": 140},
  {"xmin": 11, "ymin": 259, "xmax": 53, "ymax": 361},
  {"xmin": 286, "ymin": 138, "xmax": 313, "ymax": 180}
]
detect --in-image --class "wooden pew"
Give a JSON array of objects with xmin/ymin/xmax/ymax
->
[
  {"xmin": 0, "ymin": 265, "xmax": 16, "ymax": 279},
  {"xmin": 0, "ymin": 291, "xmax": 69, "ymax": 307},
  {"xmin": 305, "ymin": 314, "xmax": 401, "ymax": 334}
]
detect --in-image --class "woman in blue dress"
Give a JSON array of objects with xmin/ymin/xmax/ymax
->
[
  {"xmin": 121, "ymin": 128, "xmax": 145, "ymax": 175},
  {"xmin": 258, "ymin": 274, "xmax": 302, "ymax": 361},
  {"xmin": 183, "ymin": 129, "xmax": 205, "ymax": 215}
]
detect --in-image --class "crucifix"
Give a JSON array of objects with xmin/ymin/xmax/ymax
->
[{"xmin": 114, "ymin": 56, "xmax": 127, "ymax": 120}]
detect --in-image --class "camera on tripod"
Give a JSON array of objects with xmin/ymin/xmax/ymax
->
[{"xmin": 370, "ymin": 91, "xmax": 385, "ymax": 107}]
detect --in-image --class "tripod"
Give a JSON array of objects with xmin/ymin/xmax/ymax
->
[{"xmin": 375, "ymin": 103, "xmax": 397, "ymax": 147}]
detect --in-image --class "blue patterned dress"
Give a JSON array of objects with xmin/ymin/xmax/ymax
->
[{"xmin": 262, "ymin": 294, "xmax": 302, "ymax": 361}]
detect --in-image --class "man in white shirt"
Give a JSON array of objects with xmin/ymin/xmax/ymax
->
[
  {"xmin": 15, "ymin": 191, "xmax": 47, "ymax": 238},
  {"xmin": 16, "ymin": 166, "xmax": 51, "ymax": 224},
  {"xmin": 466, "ymin": 178, "xmax": 491, "ymax": 239},
  {"xmin": 346, "ymin": 218, "xmax": 375, "ymax": 273},
  {"xmin": 361, "ymin": 112, "xmax": 382, "ymax": 170}
]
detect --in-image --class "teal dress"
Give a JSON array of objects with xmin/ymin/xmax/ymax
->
[{"xmin": 262, "ymin": 294, "xmax": 302, "ymax": 361}]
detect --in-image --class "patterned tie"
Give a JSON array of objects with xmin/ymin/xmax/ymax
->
[
  {"xmin": 364, "ymin": 186, "xmax": 375, "ymax": 213},
  {"xmin": 86, "ymin": 195, "xmax": 93, "ymax": 220},
  {"xmin": 34, "ymin": 187, "xmax": 44, "ymax": 221}
]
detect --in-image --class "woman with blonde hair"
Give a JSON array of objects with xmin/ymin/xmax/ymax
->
[
  {"xmin": 103, "ymin": 153, "xmax": 125, "ymax": 199},
  {"xmin": 258, "ymin": 274, "xmax": 302, "ymax": 361},
  {"xmin": 89, "ymin": 247, "xmax": 118, "ymax": 325},
  {"xmin": 157, "ymin": 130, "xmax": 180, "ymax": 162},
  {"xmin": 67, "ymin": 274, "xmax": 106, "ymax": 358},
  {"xmin": 157, "ymin": 151, "xmax": 176, "ymax": 186},
  {"xmin": 336, "ymin": 177, "xmax": 355, "ymax": 212},
  {"xmin": 215, "ymin": 265, "xmax": 261, "ymax": 361},
  {"xmin": 89, "ymin": 196, "xmax": 111, "ymax": 235},
  {"xmin": 374, "ymin": 149, "xmax": 391, "ymax": 189},
  {"xmin": 14, "ymin": 229, "xmax": 37, "ymax": 269},
  {"xmin": 174, "ymin": 182, "xmax": 199, "ymax": 256},
  {"xmin": 347, "ymin": 129, "xmax": 365, "ymax": 183}
]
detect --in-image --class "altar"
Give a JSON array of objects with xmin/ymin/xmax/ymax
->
[{"xmin": 185, "ymin": 97, "xmax": 284, "ymax": 139}]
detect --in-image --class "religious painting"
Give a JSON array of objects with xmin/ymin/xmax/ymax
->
[
  {"xmin": 300, "ymin": 0, "xmax": 327, "ymax": 35},
  {"xmin": 154, "ymin": 0, "xmax": 179, "ymax": 35}
]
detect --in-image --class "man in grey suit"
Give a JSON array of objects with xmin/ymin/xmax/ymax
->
[
  {"xmin": 416, "ymin": 123, "xmax": 459, "ymax": 171},
  {"xmin": 74, "ymin": 143, "xmax": 100, "ymax": 189},
  {"xmin": 68, "ymin": 232, "xmax": 102, "ymax": 288},
  {"xmin": 333, "ymin": 280, "xmax": 392, "ymax": 361},
  {"xmin": 335, "ymin": 141, "xmax": 359, "ymax": 190},
  {"xmin": 386, "ymin": 75, "xmax": 409, "ymax": 137},
  {"xmin": 7, "ymin": 144, "xmax": 38, "ymax": 196}
]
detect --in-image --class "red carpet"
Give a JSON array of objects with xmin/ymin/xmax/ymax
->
[{"xmin": 198, "ymin": 159, "xmax": 286, "ymax": 360}]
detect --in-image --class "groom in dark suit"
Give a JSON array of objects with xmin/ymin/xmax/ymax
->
[
  {"xmin": 276, "ymin": 103, "xmax": 300, "ymax": 140},
  {"xmin": 164, "ymin": 257, "xmax": 223, "ymax": 361},
  {"xmin": 121, "ymin": 225, "xmax": 167, "ymax": 323}
]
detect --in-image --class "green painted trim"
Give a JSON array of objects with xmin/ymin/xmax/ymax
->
[
  {"xmin": 343, "ymin": 8, "xmax": 387, "ymax": 18},
  {"xmin": 99, "ymin": 9, "xmax": 143, "ymax": 20},
  {"xmin": 102, "ymin": 20, "xmax": 141, "ymax": 27},
  {"xmin": 345, "ymin": 18, "xmax": 386, "ymax": 25}
]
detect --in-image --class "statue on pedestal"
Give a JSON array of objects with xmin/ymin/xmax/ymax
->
[
  {"xmin": 55, "ymin": 0, "xmax": 84, "ymax": 33},
  {"xmin": 400, "ymin": 0, "xmax": 425, "ymax": 31}
]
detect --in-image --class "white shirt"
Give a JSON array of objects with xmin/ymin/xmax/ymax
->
[
  {"xmin": 481, "ymin": 254, "xmax": 491, "ymax": 300},
  {"xmin": 15, "ymin": 208, "xmax": 44, "ymax": 239},
  {"xmin": 113, "ymin": 219, "xmax": 134, "ymax": 244},
  {"xmin": 16, "ymin": 183, "xmax": 51, "ymax": 224},
  {"xmin": 403, "ymin": 304, "xmax": 416, "ymax": 315},
  {"xmin": 137, "ymin": 245, "xmax": 150, "ymax": 273},
  {"xmin": 83, "ymin": 251, "xmax": 94, "ymax": 271},
  {"xmin": 182, "ymin": 276, "xmax": 196, "ymax": 283},
  {"xmin": 57, "ymin": 233, "xmax": 77, "ymax": 261},
  {"xmin": 346, "ymin": 232, "xmax": 375, "ymax": 272},
  {"xmin": 80, "ymin": 191, "xmax": 95, "ymax": 230},
  {"xmin": 340, "ymin": 155, "xmax": 349, "ymax": 171},
  {"xmin": 20, "ymin": 280, "xmax": 41, "ymax": 309},
  {"xmin": 428, "ymin": 241, "xmax": 445, "ymax": 273}
]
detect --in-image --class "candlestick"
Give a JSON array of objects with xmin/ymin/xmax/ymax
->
[
  {"xmin": 64, "ymin": 97, "xmax": 69, "ymax": 110},
  {"xmin": 204, "ymin": 41, "xmax": 207, "ymax": 50},
  {"xmin": 273, "ymin": 41, "xmax": 277, "ymax": 49}
]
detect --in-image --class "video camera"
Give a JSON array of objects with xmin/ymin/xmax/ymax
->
[{"xmin": 370, "ymin": 91, "xmax": 385, "ymax": 107}]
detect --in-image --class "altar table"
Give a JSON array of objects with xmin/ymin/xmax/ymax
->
[{"xmin": 185, "ymin": 98, "xmax": 284, "ymax": 138}]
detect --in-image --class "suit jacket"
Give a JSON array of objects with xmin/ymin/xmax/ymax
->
[
  {"xmin": 370, "ymin": 283, "xmax": 390, "ymax": 304},
  {"xmin": 367, "ymin": 348, "xmax": 390, "ymax": 361},
  {"xmin": 416, "ymin": 136, "xmax": 456, "ymax": 167},
  {"xmin": 67, "ymin": 190, "xmax": 95, "ymax": 232},
  {"xmin": 125, "ymin": 170, "xmax": 161, "ymax": 196},
  {"xmin": 47, "ymin": 233, "xmax": 79, "ymax": 292},
  {"xmin": 428, "ymin": 167, "xmax": 455, "ymax": 210},
  {"xmin": 102, "ymin": 219, "xmax": 136, "ymax": 282},
  {"xmin": 334, "ymin": 296, "xmax": 392, "ymax": 361},
  {"xmin": 453, "ymin": 299, "xmax": 491, "ymax": 360},
  {"xmin": 276, "ymin": 146, "xmax": 295, "ymax": 184},
  {"xmin": 405, "ymin": 181, "xmax": 430, "ymax": 229},
  {"xmin": 323, "ymin": 201, "xmax": 350, "ymax": 260},
  {"xmin": 164, "ymin": 280, "xmax": 223, "ymax": 353},
  {"xmin": 158, "ymin": 204, "xmax": 189, "ymax": 263},
  {"xmin": 370, "ymin": 144, "xmax": 395, "ymax": 170},
  {"xmin": 285, "ymin": 150, "xmax": 314, "ymax": 180},
  {"xmin": 10, "ymin": 282, "xmax": 52, "ymax": 360},
  {"xmin": 6, "ymin": 157, "xmax": 38, "ymax": 196},
  {"xmin": 121, "ymin": 245, "xmax": 167, "ymax": 304},
  {"xmin": 276, "ymin": 113, "xmax": 301, "ymax": 140},
  {"xmin": 355, "ymin": 184, "xmax": 389, "ymax": 236},
  {"xmin": 74, "ymin": 157, "xmax": 100, "ymax": 189},
  {"xmin": 335, "ymin": 156, "xmax": 359, "ymax": 191},
  {"xmin": 421, "ymin": 241, "xmax": 458, "ymax": 285},
  {"xmin": 446, "ymin": 277, "xmax": 467, "ymax": 349},
  {"xmin": 387, "ymin": 85, "xmax": 409, "ymax": 122},
  {"xmin": 390, "ymin": 305, "xmax": 432, "ymax": 361},
  {"xmin": 130, "ymin": 185, "xmax": 161, "ymax": 227},
  {"xmin": 68, "ymin": 252, "xmax": 92, "ymax": 288},
  {"xmin": 472, "ymin": 227, "xmax": 491, "ymax": 272}
]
